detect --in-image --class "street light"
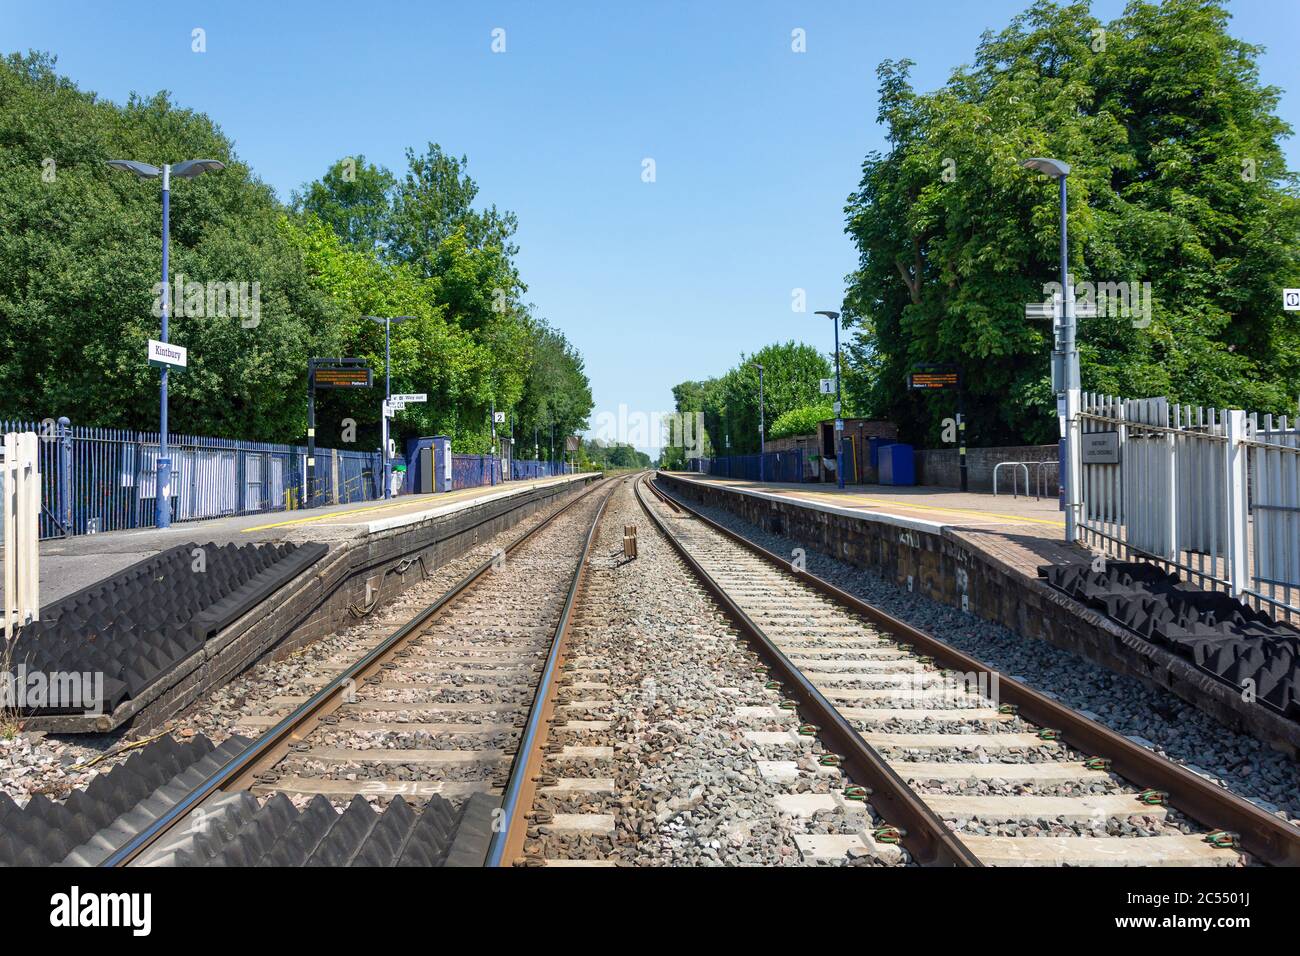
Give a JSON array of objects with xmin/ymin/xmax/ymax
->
[
  {"xmin": 106, "ymin": 158, "xmax": 225, "ymax": 529},
  {"xmin": 1021, "ymin": 157, "xmax": 1079, "ymax": 543},
  {"xmin": 814, "ymin": 310, "xmax": 845, "ymax": 489},
  {"xmin": 752, "ymin": 361, "xmax": 766, "ymax": 482},
  {"xmin": 364, "ymin": 315, "xmax": 414, "ymax": 499}
]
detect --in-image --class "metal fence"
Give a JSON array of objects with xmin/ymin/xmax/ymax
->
[
  {"xmin": 0, "ymin": 417, "xmax": 382, "ymax": 540},
  {"xmin": 1077, "ymin": 394, "xmax": 1299, "ymax": 623},
  {"xmin": 452, "ymin": 454, "xmax": 503, "ymax": 490},
  {"xmin": 688, "ymin": 450, "xmax": 805, "ymax": 483},
  {"xmin": 509, "ymin": 459, "xmax": 572, "ymax": 480}
]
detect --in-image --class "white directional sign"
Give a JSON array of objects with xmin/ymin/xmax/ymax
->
[
  {"xmin": 390, "ymin": 393, "xmax": 427, "ymax": 403},
  {"xmin": 147, "ymin": 339, "xmax": 187, "ymax": 370},
  {"xmin": 819, "ymin": 378, "xmax": 837, "ymax": 395},
  {"xmin": 1284, "ymin": 289, "xmax": 1300, "ymax": 311},
  {"xmin": 383, "ymin": 400, "xmax": 407, "ymax": 417}
]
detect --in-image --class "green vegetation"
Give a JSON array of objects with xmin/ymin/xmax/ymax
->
[
  {"xmin": 842, "ymin": 0, "xmax": 1300, "ymax": 446},
  {"xmin": 664, "ymin": 341, "xmax": 834, "ymax": 463},
  {"xmin": 769, "ymin": 403, "xmax": 834, "ymax": 441},
  {"xmin": 580, "ymin": 439, "xmax": 651, "ymax": 471},
  {"xmin": 0, "ymin": 52, "xmax": 592, "ymax": 454}
]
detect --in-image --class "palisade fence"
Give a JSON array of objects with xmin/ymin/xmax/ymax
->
[
  {"xmin": 687, "ymin": 450, "xmax": 805, "ymax": 484},
  {"xmin": 1078, "ymin": 394, "xmax": 1300, "ymax": 624},
  {"xmin": 0, "ymin": 417, "xmax": 382, "ymax": 541}
]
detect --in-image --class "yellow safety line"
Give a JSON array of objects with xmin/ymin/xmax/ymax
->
[
  {"xmin": 717, "ymin": 481, "xmax": 1066, "ymax": 528},
  {"xmin": 239, "ymin": 479, "xmax": 552, "ymax": 532}
]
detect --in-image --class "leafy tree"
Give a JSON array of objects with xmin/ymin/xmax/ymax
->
[
  {"xmin": 770, "ymin": 402, "xmax": 835, "ymax": 441},
  {"xmin": 290, "ymin": 155, "xmax": 395, "ymax": 251},
  {"xmin": 843, "ymin": 0, "xmax": 1300, "ymax": 446}
]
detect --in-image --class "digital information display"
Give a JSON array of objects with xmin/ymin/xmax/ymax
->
[
  {"xmin": 313, "ymin": 366, "xmax": 373, "ymax": 389},
  {"xmin": 908, "ymin": 367, "xmax": 961, "ymax": 390}
]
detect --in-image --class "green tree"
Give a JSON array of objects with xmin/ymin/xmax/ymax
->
[
  {"xmin": 843, "ymin": 0, "xmax": 1300, "ymax": 446},
  {"xmin": 291, "ymin": 155, "xmax": 395, "ymax": 251}
]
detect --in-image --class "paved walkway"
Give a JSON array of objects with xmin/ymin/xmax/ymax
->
[
  {"xmin": 664, "ymin": 473, "xmax": 1087, "ymax": 581},
  {"xmin": 37, "ymin": 474, "xmax": 589, "ymax": 605}
]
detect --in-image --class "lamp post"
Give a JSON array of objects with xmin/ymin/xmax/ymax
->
[
  {"xmin": 1021, "ymin": 157, "xmax": 1079, "ymax": 543},
  {"xmin": 364, "ymin": 315, "xmax": 414, "ymax": 499},
  {"xmin": 106, "ymin": 159, "xmax": 224, "ymax": 529},
  {"xmin": 814, "ymin": 310, "xmax": 845, "ymax": 489},
  {"xmin": 753, "ymin": 361, "xmax": 766, "ymax": 482}
]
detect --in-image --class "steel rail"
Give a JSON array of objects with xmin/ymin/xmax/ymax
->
[
  {"xmin": 486, "ymin": 474, "xmax": 628, "ymax": 866},
  {"xmin": 649, "ymin": 473, "xmax": 1300, "ymax": 868},
  {"xmin": 636, "ymin": 475, "xmax": 980, "ymax": 866},
  {"xmin": 103, "ymin": 477, "xmax": 609, "ymax": 867}
]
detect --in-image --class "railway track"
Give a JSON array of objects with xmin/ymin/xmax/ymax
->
[
  {"xmin": 507, "ymin": 474, "xmax": 901, "ymax": 867},
  {"xmin": 638, "ymin": 474, "xmax": 1300, "ymax": 867},
  {"xmin": 99, "ymin": 477, "xmax": 617, "ymax": 867}
]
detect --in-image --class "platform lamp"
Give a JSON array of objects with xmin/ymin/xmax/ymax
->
[
  {"xmin": 1021, "ymin": 157, "xmax": 1079, "ymax": 543},
  {"xmin": 106, "ymin": 158, "xmax": 225, "ymax": 529},
  {"xmin": 364, "ymin": 315, "xmax": 414, "ymax": 499},
  {"xmin": 813, "ymin": 310, "xmax": 845, "ymax": 489}
]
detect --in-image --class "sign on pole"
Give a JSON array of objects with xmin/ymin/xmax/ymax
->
[
  {"xmin": 391, "ymin": 393, "xmax": 427, "ymax": 404},
  {"xmin": 147, "ymin": 339, "xmax": 187, "ymax": 370},
  {"xmin": 494, "ymin": 411, "xmax": 506, "ymax": 424},
  {"xmin": 1284, "ymin": 289, "xmax": 1300, "ymax": 311},
  {"xmin": 819, "ymin": 378, "xmax": 837, "ymax": 395}
]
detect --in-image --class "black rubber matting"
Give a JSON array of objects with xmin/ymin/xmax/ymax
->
[
  {"xmin": 1040, "ymin": 561, "xmax": 1300, "ymax": 720},
  {"xmin": 5, "ymin": 541, "xmax": 327, "ymax": 715}
]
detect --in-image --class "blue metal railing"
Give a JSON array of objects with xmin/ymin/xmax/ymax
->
[
  {"xmin": 0, "ymin": 416, "xmax": 382, "ymax": 540},
  {"xmin": 687, "ymin": 450, "xmax": 804, "ymax": 483}
]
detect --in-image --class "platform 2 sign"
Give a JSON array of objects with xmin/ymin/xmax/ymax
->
[
  {"xmin": 907, "ymin": 366, "xmax": 962, "ymax": 390},
  {"xmin": 313, "ymin": 365, "xmax": 373, "ymax": 389}
]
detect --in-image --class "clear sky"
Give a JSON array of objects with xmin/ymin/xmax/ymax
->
[{"xmin": 4, "ymin": 0, "xmax": 1297, "ymax": 452}]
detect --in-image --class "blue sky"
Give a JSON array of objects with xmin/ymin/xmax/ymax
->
[{"xmin": 4, "ymin": 0, "xmax": 1298, "ymax": 452}]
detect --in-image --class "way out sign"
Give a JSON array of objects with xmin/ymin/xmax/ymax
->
[{"xmin": 147, "ymin": 339, "xmax": 187, "ymax": 370}]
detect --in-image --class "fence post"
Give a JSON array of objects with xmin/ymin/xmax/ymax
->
[
  {"xmin": 1224, "ymin": 410, "xmax": 1249, "ymax": 597},
  {"xmin": 57, "ymin": 416, "xmax": 72, "ymax": 537}
]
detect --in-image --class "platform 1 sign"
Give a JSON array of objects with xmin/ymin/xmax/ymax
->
[
  {"xmin": 819, "ymin": 378, "xmax": 837, "ymax": 395},
  {"xmin": 908, "ymin": 366, "xmax": 961, "ymax": 390},
  {"xmin": 147, "ymin": 339, "xmax": 187, "ymax": 370}
]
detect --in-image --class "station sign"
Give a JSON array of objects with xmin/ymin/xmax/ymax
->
[
  {"xmin": 313, "ymin": 364, "xmax": 373, "ymax": 389},
  {"xmin": 1082, "ymin": 431, "xmax": 1120, "ymax": 464},
  {"xmin": 908, "ymin": 366, "xmax": 962, "ymax": 390},
  {"xmin": 147, "ymin": 339, "xmax": 187, "ymax": 370}
]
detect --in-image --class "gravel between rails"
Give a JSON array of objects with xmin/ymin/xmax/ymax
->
[
  {"xmin": 522, "ymin": 476, "xmax": 900, "ymax": 866},
  {"xmin": 0, "ymin": 486, "xmax": 583, "ymax": 809},
  {"xmin": 667, "ymin": 483, "xmax": 1300, "ymax": 827}
]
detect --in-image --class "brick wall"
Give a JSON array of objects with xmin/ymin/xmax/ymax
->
[{"xmin": 914, "ymin": 444, "xmax": 1060, "ymax": 494}]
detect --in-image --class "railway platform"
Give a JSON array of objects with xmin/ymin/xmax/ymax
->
[{"xmin": 39, "ymin": 473, "xmax": 591, "ymax": 606}]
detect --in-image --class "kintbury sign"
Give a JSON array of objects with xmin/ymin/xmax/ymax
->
[{"xmin": 146, "ymin": 339, "xmax": 187, "ymax": 370}]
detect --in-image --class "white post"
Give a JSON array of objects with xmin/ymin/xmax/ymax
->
[
  {"xmin": 1065, "ymin": 385, "xmax": 1082, "ymax": 543},
  {"xmin": 1224, "ymin": 410, "xmax": 1249, "ymax": 597},
  {"xmin": 3, "ymin": 432, "xmax": 40, "ymax": 641}
]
